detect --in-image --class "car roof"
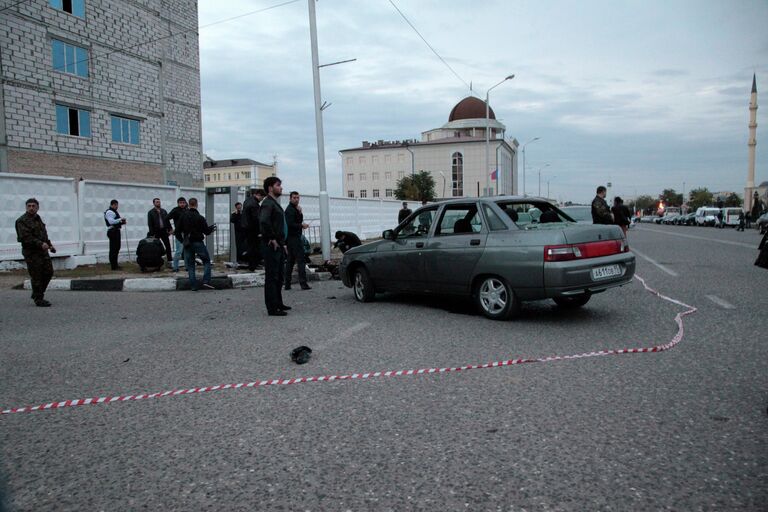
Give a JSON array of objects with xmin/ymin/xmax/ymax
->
[{"xmin": 433, "ymin": 195, "xmax": 553, "ymax": 206}]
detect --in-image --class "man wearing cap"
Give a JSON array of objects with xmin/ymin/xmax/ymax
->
[{"xmin": 15, "ymin": 198, "xmax": 56, "ymax": 307}]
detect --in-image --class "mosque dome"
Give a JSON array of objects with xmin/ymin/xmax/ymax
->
[{"xmin": 448, "ymin": 96, "xmax": 494, "ymax": 122}]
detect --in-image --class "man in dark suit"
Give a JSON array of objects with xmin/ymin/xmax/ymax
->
[
  {"xmin": 259, "ymin": 177, "xmax": 291, "ymax": 316},
  {"xmin": 147, "ymin": 198, "xmax": 172, "ymax": 263},
  {"xmin": 398, "ymin": 202, "xmax": 412, "ymax": 224},
  {"xmin": 284, "ymin": 191, "xmax": 311, "ymax": 290}
]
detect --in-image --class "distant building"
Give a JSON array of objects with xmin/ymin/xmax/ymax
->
[
  {"xmin": 340, "ymin": 96, "xmax": 518, "ymax": 199},
  {"xmin": 0, "ymin": 0, "xmax": 203, "ymax": 186},
  {"xmin": 203, "ymin": 158, "xmax": 276, "ymax": 190}
]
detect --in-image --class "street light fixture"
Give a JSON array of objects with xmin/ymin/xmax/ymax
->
[
  {"xmin": 546, "ymin": 175, "xmax": 557, "ymax": 200},
  {"xmin": 438, "ymin": 171, "xmax": 447, "ymax": 198},
  {"xmin": 485, "ymin": 74, "xmax": 515, "ymax": 197},
  {"xmin": 520, "ymin": 137, "xmax": 540, "ymax": 196},
  {"xmin": 537, "ymin": 163, "xmax": 550, "ymax": 197}
]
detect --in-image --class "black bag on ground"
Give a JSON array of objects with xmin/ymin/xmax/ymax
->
[{"xmin": 136, "ymin": 237, "xmax": 165, "ymax": 271}]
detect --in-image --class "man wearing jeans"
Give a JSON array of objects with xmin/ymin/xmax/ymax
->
[
  {"xmin": 177, "ymin": 197, "xmax": 216, "ymax": 291},
  {"xmin": 166, "ymin": 197, "xmax": 188, "ymax": 272}
]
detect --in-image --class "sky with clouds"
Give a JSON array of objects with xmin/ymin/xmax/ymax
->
[{"xmin": 198, "ymin": 0, "xmax": 768, "ymax": 203}]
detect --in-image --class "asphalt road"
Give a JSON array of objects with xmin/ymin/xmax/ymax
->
[{"xmin": 1, "ymin": 224, "xmax": 766, "ymax": 511}]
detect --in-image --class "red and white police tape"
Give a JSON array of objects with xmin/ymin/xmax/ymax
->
[{"xmin": 1, "ymin": 274, "xmax": 696, "ymax": 416}]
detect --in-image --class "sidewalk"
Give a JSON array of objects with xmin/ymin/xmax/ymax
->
[{"xmin": 4, "ymin": 252, "xmax": 340, "ymax": 292}]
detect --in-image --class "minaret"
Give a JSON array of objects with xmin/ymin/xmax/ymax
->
[{"xmin": 746, "ymin": 74, "xmax": 758, "ymax": 212}]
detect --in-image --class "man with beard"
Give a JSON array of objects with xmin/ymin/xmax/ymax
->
[
  {"xmin": 284, "ymin": 191, "xmax": 311, "ymax": 291},
  {"xmin": 166, "ymin": 197, "xmax": 188, "ymax": 272},
  {"xmin": 15, "ymin": 198, "xmax": 56, "ymax": 307},
  {"xmin": 259, "ymin": 177, "xmax": 291, "ymax": 316}
]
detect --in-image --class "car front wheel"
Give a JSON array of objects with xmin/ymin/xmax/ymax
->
[
  {"xmin": 352, "ymin": 266, "xmax": 375, "ymax": 302},
  {"xmin": 475, "ymin": 276, "xmax": 520, "ymax": 320},
  {"xmin": 553, "ymin": 294, "xmax": 591, "ymax": 308}
]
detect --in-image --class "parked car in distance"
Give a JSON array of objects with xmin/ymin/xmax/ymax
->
[
  {"xmin": 681, "ymin": 212, "xmax": 696, "ymax": 226},
  {"xmin": 721, "ymin": 207, "xmax": 743, "ymax": 227},
  {"xmin": 696, "ymin": 207, "xmax": 721, "ymax": 227},
  {"xmin": 340, "ymin": 197, "xmax": 636, "ymax": 320},
  {"xmin": 756, "ymin": 212, "xmax": 768, "ymax": 234}
]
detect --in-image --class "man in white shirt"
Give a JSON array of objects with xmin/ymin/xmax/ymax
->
[{"xmin": 104, "ymin": 199, "xmax": 127, "ymax": 270}]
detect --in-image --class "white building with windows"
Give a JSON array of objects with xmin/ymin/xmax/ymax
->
[
  {"xmin": 339, "ymin": 96, "xmax": 518, "ymax": 199},
  {"xmin": 0, "ymin": 0, "xmax": 203, "ymax": 186}
]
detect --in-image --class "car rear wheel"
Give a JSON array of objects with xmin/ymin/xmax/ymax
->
[
  {"xmin": 553, "ymin": 294, "xmax": 591, "ymax": 308},
  {"xmin": 475, "ymin": 276, "xmax": 520, "ymax": 320},
  {"xmin": 352, "ymin": 266, "xmax": 375, "ymax": 302}
]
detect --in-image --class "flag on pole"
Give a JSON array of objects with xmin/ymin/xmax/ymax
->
[{"xmin": 490, "ymin": 169, "xmax": 498, "ymax": 180}]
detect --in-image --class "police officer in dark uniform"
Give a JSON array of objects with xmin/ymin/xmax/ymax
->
[{"xmin": 15, "ymin": 198, "xmax": 56, "ymax": 307}]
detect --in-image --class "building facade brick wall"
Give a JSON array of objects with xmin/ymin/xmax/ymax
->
[{"xmin": 0, "ymin": 0, "xmax": 203, "ymax": 186}]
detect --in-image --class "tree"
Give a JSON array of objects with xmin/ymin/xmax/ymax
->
[
  {"xmin": 633, "ymin": 195, "xmax": 656, "ymax": 213},
  {"xmin": 687, "ymin": 187, "xmax": 714, "ymax": 210},
  {"xmin": 724, "ymin": 193, "xmax": 742, "ymax": 207},
  {"xmin": 659, "ymin": 189, "xmax": 683, "ymax": 207},
  {"xmin": 395, "ymin": 171, "xmax": 436, "ymax": 201}
]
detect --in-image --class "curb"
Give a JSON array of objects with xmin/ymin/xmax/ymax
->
[{"xmin": 23, "ymin": 269, "xmax": 332, "ymax": 292}]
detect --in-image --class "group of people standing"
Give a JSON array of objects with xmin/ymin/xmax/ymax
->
[{"xmin": 591, "ymin": 185, "xmax": 632, "ymax": 235}]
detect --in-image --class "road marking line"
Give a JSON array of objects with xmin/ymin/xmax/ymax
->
[
  {"xmin": 636, "ymin": 227, "xmax": 756, "ymax": 249},
  {"xmin": 630, "ymin": 248, "xmax": 679, "ymax": 277},
  {"xmin": 705, "ymin": 295, "xmax": 736, "ymax": 310}
]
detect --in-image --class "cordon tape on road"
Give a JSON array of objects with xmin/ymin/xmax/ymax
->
[{"xmin": 1, "ymin": 274, "xmax": 697, "ymax": 416}]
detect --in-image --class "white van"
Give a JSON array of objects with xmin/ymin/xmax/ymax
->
[
  {"xmin": 695, "ymin": 207, "xmax": 720, "ymax": 227},
  {"xmin": 721, "ymin": 207, "xmax": 743, "ymax": 226}
]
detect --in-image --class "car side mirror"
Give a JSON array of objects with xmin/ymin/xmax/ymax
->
[{"xmin": 382, "ymin": 229, "xmax": 394, "ymax": 240}]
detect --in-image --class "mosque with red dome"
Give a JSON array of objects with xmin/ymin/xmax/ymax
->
[{"xmin": 340, "ymin": 96, "xmax": 518, "ymax": 199}]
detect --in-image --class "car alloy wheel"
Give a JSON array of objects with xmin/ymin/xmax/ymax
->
[
  {"xmin": 475, "ymin": 276, "xmax": 519, "ymax": 320},
  {"xmin": 352, "ymin": 267, "xmax": 375, "ymax": 302}
]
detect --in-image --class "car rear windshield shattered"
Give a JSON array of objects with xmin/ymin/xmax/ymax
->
[{"xmin": 495, "ymin": 201, "xmax": 574, "ymax": 229}]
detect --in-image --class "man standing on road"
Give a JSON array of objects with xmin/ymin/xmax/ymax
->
[
  {"xmin": 230, "ymin": 202, "xmax": 246, "ymax": 264},
  {"xmin": 591, "ymin": 186, "xmax": 613, "ymax": 225},
  {"xmin": 242, "ymin": 188, "xmax": 265, "ymax": 271},
  {"xmin": 104, "ymin": 199, "xmax": 127, "ymax": 270},
  {"xmin": 259, "ymin": 177, "xmax": 290, "ymax": 316},
  {"xmin": 284, "ymin": 191, "xmax": 311, "ymax": 291},
  {"xmin": 611, "ymin": 196, "xmax": 631, "ymax": 237},
  {"xmin": 166, "ymin": 197, "xmax": 188, "ymax": 273},
  {"xmin": 737, "ymin": 211, "xmax": 746, "ymax": 232},
  {"xmin": 15, "ymin": 198, "xmax": 56, "ymax": 307},
  {"xmin": 398, "ymin": 202, "xmax": 412, "ymax": 224},
  {"xmin": 147, "ymin": 198, "xmax": 172, "ymax": 264},
  {"xmin": 177, "ymin": 197, "xmax": 216, "ymax": 291}
]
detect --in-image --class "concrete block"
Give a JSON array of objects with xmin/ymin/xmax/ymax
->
[
  {"xmin": 24, "ymin": 278, "xmax": 72, "ymax": 290},
  {"xmin": 123, "ymin": 278, "xmax": 176, "ymax": 291},
  {"xmin": 229, "ymin": 272, "xmax": 265, "ymax": 288},
  {"xmin": 71, "ymin": 279, "xmax": 124, "ymax": 291}
]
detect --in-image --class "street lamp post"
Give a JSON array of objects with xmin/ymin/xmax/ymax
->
[
  {"xmin": 439, "ymin": 171, "xmax": 447, "ymax": 198},
  {"xmin": 546, "ymin": 175, "xmax": 557, "ymax": 200},
  {"xmin": 485, "ymin": 74, "xmax": 514, "ymax": 197},
  {"xmin": 520, "ymin": 137, "xmax": 540, "ymax": 196},
  {"xmin": 537, "ymin": 163, "xmax": 550, "ymax": 196}
]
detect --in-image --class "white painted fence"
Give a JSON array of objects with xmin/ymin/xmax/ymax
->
[{"xmin": 1, "ymin": 173, "xmax": 408, "ymax": 264}]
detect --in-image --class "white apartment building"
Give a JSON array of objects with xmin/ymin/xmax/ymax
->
[{"xmin": 340, "ymin": 96, "xmax": 518, "ymax": 199}]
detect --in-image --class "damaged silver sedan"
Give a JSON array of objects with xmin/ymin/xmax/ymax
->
[{"xmin": 340, "ymin": 197, "xmax": 635, "ymax": 320}]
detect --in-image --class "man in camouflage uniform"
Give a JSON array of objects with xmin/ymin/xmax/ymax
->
[{"xmin": 15, "ymin": 198, "xmax": 56, "ymax": 307}]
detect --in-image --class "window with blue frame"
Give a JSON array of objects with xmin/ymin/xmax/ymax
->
[
  {"xmin": 111, "ymin": 115, "xmax": 140, "ymax": 145},
  {"xmin": 52, "ymin": 39, "xmax": 88, "ymax": 77},
  {"xmin": 55, "ymin": 104, "xmax": 91, "ymax": 137},
  {"xmin": 49, "ymin": 0, "xmax": 85, "ymax": 18}
]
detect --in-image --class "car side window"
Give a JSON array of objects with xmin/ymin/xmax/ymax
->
[
  {"xmin": 396, "ymin": 207, "xmax": 438, "ymax": 238},
  {"xmin": 482, "ymin": 204, "xmax": 508, "ymax": 230},
  {"xmin": 435, "ymin": 204, "xmax": 483, "ymax": 235}
]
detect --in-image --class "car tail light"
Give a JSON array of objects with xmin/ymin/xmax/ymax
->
[{"xmin": 544, "ymin": 240, "xmax": 628, "ymax": 262}]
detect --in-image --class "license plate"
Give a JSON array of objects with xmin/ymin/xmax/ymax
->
[{"xmin": 591, "ymin": 264, "xmax": 621, "ymax": 280}]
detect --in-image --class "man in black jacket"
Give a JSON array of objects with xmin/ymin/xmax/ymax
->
[
  {"xmin": 147, "ymin": 198, "xmax": 173, "ymax": 263},
  {"xmin": 284, "ymin": 191, "xmax": 311, "ymax": 290},
  {"xmin": 177, "ymin": 197, "xmax": 216, "ymax": 291},
  {"xmin": 242, "ymin": 188, "xmax": 265, "ymax": 271},
  {"xmin": 398, "ymin": 202, "xmax": 412, "ymax": 224},
  {"xmin": 166, "ymin": 197, "xmax": 188, "ymax": 272},
  {"xmin": 230, "ymin": 202, "xmax": 246, "ymax": 263},
  {"xmin": 591, "ymin": 186, "xmax": 613, "ymax": 225},
  {"xmin": 334, "ymin": 231, "xmax": 362, "ymax": 253},
  {"xmin": 259, "ymin": 177, "xmax": 290, "ymax": 316}
]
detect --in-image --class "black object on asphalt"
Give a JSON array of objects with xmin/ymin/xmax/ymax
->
[{"xmin": 290, "ymin": 346, "xmax": 312, "ymax": 365}]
